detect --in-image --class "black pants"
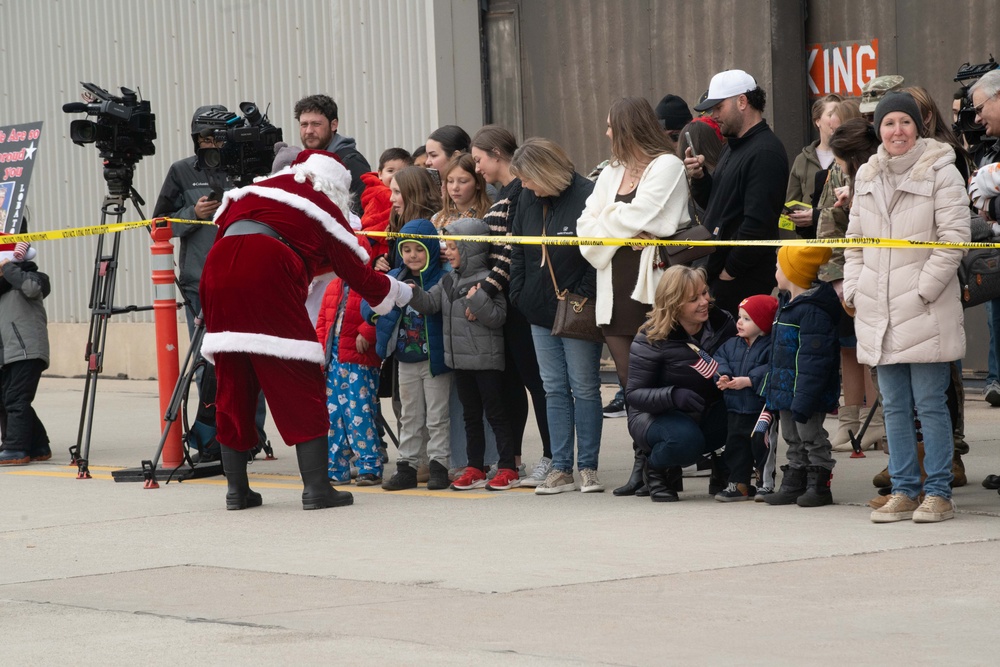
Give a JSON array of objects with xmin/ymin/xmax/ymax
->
[
  {"xmin": 723, "ymin": 412, "xmax": 758, "ymax": 486},
  {"xmin": 503, "ymin": 304, "xmax": 551, "ymax": 459},
  {"xmin": 454, "ymin": 369, "xmax": 516, "ymax": 471},
  {"xmin": 710, "ymin": 272, "xmax": 777, "ymax": 320},
  {"xmin": 0, "ymin": 358, "xmax": 49, "ymax": 456}
]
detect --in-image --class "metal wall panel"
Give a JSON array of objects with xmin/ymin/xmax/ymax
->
[{"xmin": 0, "ymin": 0, "xmax": 439, "ymax": 325}]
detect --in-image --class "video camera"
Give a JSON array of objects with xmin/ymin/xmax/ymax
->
[
  {"xmin": 953, "ymin": 56, "xmax": 999, "ymax": 149},
  {"xmin": 195, "ymin": 102, "xmax": 282, "ymax": 186}
]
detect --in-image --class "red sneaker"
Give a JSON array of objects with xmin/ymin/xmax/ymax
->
[
  {"xmin": 486, "ymin": 468, "xmax": 520, "ymax": 491},
  {"xmin": 451, "ymin": 466, "xmax": 487, "ymax": 490}
]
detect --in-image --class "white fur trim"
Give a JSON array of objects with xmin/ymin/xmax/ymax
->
[
  {"xmin": 372, "ymin": 278, "xmax": 403, "ymax": 315},
  {"xmin": 219, "ymin": 185, "xmax": 369, "ymax": 263},
  {"xmin": 201, "ymin": 331, "xmax": 325, "ymax": 364}
]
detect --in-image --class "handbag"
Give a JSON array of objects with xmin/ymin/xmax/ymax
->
[
  {"xmin": 657, "ymin": 182, "xmax": 715, "ymax": 268},
  {"xmin": 540, "ymin": 206, "xmax": 604, "ymax": 343},
  {"xmin": 958, "ymin": 217, "xmax": 1000, "ymax": 309}
]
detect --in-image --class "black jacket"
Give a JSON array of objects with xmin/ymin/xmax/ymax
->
[
  {"xmin": 691, "ymin": 120, "xmax": 788, "ymax": 284},
  {"xmin": 327, "ymin": 133, "xmax": 371, "ymax": 216},
  {"xmin": 509, "ymin": 173, "xmax": 596, "ymax": 329},
  {"xmin": 625, "ymin": 308, "xmax": 736, "ymax": 453}
]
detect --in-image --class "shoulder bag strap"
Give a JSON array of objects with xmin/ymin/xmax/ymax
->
[{"xmin": 539, "ymin": 203, "xmax": 564, "ymax": 299}]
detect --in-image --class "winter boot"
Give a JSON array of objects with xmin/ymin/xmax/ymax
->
[
  {"xmin": 221, "ymin": 445, "xmax": 262, "ymax": 511},
  {"xmin": 296, "ymin": 437, "xmax": 354, "ymax": 510},
  {"xmin": 427, "ymin": 460, "xmax": 450, "ymax": 490},
  {"xmin": 644, "ymin": 465, "xmax": 681, "ymax": 502},
  {"xmin": 762, "ymin": 465, "xmax": 808, "ymax": 505},
  {"xmin": 831, "ymin": 405, "xmax": 862, "ymax": 452},
  {"xmin": 859, "ymin": 404, "xmax": 885, "ymax": 451},
  {"xmin": 613, "ymin": 450, "xmax": 648, "ymax": 496},
  {"xmin": 796, "ymin": 466, "xmax": 834, "ymax": 507},
  {"xmin": 951, "ymin": 454, "xmax": 967, "ymax": 488},
  {"xmin": 382, "ymin": 461, "xmax": 418, "ymax": 491}
]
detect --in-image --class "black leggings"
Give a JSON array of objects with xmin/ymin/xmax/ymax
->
[{"xmin": 503, "ymin": 304, "xmax": 551, "ymax": 459}]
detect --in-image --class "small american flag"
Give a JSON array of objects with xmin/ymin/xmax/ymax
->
[
  {"xmin": 687, "ymin": 343, "xmax": 719, "ymax": 379},
  {"xmin": 751, "ymin": 408, "xmax": 775, "ymax": 449}
]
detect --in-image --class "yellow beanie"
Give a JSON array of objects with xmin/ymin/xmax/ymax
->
[{"xmin": 778, "ymin": 246, "xmax": 833, "ymax": 289}]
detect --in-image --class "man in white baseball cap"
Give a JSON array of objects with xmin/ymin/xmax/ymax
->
[{"xmin": 683, "ymin": 69, "xmax": 789, "ymax": 316}]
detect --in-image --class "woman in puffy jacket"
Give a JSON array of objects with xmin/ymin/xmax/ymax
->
[
  {"xmin": 625, "ymin": 265, "xmax": 736, "ymax": 502},
  {"xmin": 843, "ymin": 92, "xmax": 971, "ymax": 524}
]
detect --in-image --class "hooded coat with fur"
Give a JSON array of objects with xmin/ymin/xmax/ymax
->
[{"xmin": 843, "ymin": 138, "xmax": 971, "ymax": 366}]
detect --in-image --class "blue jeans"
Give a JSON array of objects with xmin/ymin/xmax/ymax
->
[
  {"xmin": 877, "ymin": 362, "xmax": 953, "ymax": 499},
  {"xmin": 987, "ymin": 298, "xmax": 1000, "ymax": 383},
  {"xmin": 530, "ymin": 325, "xmax": 603, "ymax": 472},
  {"xmin": 646, "ymin": 400, "xmax": 728, "ymax": 469}
]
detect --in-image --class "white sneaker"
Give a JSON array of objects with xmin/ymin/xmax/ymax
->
[
  {"xmin": 520, "ymin": 457, "xmax": 552, "ymax": 488},
  {"xmin": 579, "ymin": 468, "xmax": 605, "ymax": 493},
  {"xmin": 534, "ymin": 469, "xmax": 576, "ymax": 495}
]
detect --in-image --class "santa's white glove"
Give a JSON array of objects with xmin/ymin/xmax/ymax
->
[
  {"xmin": 970, "ymin": 163, "xmax": 1000, "ymax": 211},
  {"xmin": 393, "ymin": 279, "xmax": 413, "ymax": 307}
]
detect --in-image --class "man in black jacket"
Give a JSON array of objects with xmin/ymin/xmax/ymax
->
[
  {"xmin": 294, "ymin": 94, "xmax": 371, "ymax": 215},
  {"xmin": 684, "ymin": 69, "xmax": 789, "ymax": 317}
]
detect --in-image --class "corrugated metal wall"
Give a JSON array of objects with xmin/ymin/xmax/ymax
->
[{"xmin": 0, "ymin": 0, "xmax": 440, "ymax": 325}]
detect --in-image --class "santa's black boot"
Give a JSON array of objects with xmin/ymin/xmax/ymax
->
[
  {"xmin": 296, "ymin": 437, "xmax": 354, "ymax": 510},
  {"xmin": 221, "ymin": 445, "xmax": 262, "ymax": 511}
]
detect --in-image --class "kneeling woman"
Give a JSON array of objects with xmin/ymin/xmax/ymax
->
[{"xmin": 625, "ymin": 266, "xmax": 736, "ymax": 501}]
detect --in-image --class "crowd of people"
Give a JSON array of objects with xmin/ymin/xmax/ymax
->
[{"xmin": 4, "ymin": 67, "xmax": 999, "ymax": 526}]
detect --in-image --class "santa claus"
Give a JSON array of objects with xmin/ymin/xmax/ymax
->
[{"xmin": 200, "ymin": 149, "xmax": 411, "ymax": 510}]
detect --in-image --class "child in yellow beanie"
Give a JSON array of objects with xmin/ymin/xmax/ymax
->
[{"xmin": 762, "ymin": 246, "xmax": 842, "ymax": 507}]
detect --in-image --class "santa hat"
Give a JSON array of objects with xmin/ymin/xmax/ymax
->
[
  {"xmin": 288, "ymin": 149, "xmax": 354, "ymax": 219},
  {"xmin": 0, "ymin": 235, "xmax": 35, "ymax": 263}
]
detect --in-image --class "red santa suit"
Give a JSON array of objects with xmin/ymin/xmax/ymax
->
[{"xmin": 200, "ymin": 150, "xmax": 409, "ymax": 452}]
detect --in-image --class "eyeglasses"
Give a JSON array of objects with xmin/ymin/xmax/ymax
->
[{"xmin": 973, "ymin": 92, "xmax": 998, "ymax": 115}]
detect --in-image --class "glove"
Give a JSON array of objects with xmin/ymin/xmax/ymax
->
[
  {"xmin": 671, "ymin": 387, "xmax": 705, "ymax": 414},
  {"xmin": 393, "ymin": 279, "xmax": 413, "ymax": 307},
  {"xmin": 793, "ymin": 410, "xmax": 810, "ymax": 425}
]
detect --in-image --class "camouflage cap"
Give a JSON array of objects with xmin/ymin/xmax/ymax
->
[{"xmin": 859, "ymin": 74, "xmax": 905, "ymax": 114}]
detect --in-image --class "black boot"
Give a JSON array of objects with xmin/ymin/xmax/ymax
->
[
  {"xmin": 796, "ymin": 466, "xmax": 833, "ymax": 507},
  {"xmin": 382, "ymin": 461, "xmax": 418, "ymax": 491},
  {"xmin": 221, "ymin": 445, "xmax": 262, "ymax": 511},
  {"xmin": 295, "ymin": 437, "xmax": 354, "ymax": 510},
  {"xmin": 707, "ymin": 453, "xmax": 727, "ymax": 496},
  {"xmin": 427, "ymin": 460, "xmax": 450, "ymax": 490},
  {"xmin": 613, "ymin": 451, "xmax": 648, "ymax": 496},
  {"xmin": 644, "ymin": 464, "xmax": 681, "ymax": 502},
  {"xmin": 762, "ymin": 465, "xmax": 808, "ymax": 505}
]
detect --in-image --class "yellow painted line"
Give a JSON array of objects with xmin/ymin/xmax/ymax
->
[
  {"xmin": 183, "ymin": 476, "xmax": 496, "ymax": 499},
  {"xmin": 2, "ymin": 470, "xmax": 115, "ymax": 480}
]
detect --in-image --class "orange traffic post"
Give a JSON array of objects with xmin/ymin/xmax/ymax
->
[{"xmin": 150, "ymin": 219, "xmax": 183, "ymax": 468}]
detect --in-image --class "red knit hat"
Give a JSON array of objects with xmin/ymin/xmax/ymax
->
[{"xmin": 738, "ymin": 294, "xmax": 779, "ymax": 335}]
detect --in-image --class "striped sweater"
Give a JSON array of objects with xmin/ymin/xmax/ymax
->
[{"xmin": 480, "ymin": 178, "xmax": 523, "ymax": 298}]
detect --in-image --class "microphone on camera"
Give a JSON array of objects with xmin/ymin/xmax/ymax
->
[{"xmin": 62, "ymin": 102, "xmax": 89, "ymax": 113}]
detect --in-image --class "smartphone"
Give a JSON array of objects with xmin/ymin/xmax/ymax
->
[
  {"xmin": 206, "ymin": 190, "xmax": 221, "ymax": 202},
  {"xmin": 426, "ymin": 167, "xmax": 441, "ymax": 189},
  {"xmin": 684, "ymin": 131, "xmax": 699, "ymax": 158}
]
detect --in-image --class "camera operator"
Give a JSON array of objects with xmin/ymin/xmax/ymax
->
[{"xmin": 294, "ymin": 94, "xmax": 371, "ymax": 215}]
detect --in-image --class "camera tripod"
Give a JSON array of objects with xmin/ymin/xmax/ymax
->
[{"xmin": 70, "ymin": 184, "xmax": 154, "ymax": 479}]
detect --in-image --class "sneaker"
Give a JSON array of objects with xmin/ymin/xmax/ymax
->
[
  {"xmin": 519, "ymin": 457, "xmax": 552, "ymax": 488},
  {"xmin": 534, "ymin": 469, "xmax": 577, "ymax": 495},
  {"xmin": 451, "ymin": 466, "xmax": 487, "ymax": 490},
  {"xmin": 487, "ymin": 462, "xmax": 527, "ymax": 480},
  {"xmin": 870, "ymin": 493, "xmax": 920, "ymax": 523},
  {"xmin": 984, "ymin": 380, "xmax": 1000, "ymax": 407},
  {"xmin": 753, "ymin": 486, "xmax": 774, "ymax": 503},
  {"xmin": 486, "ymin": 468, "xmax": 520, "ymax": 491},
  {"xmin": 579, "ymin": 468, "xmax": 605, "ymax": 493},
  {"xmin": 382, "ymin": 462, "xmax": 418, "ymax": 491},
  {"xmin": 602, "ymin": 393, "xmax": 626, "ymax": 418},
  {"xmin": 329, "ymin": 473, "xmax": 352, "ymax": 486},
  {"xmin": 0, "ymin": 450, "xmax": 31, "ymax": 465},
  {"xmin": 912, "ymin": 495, "xmax": 955, "ymax": 523},
  {"xmin": 715, "ymin": 482, "xmax": 751, "ymax": 502},
  {"xmin": 30, "ymin": 445, "xmax": 52, "ymax": 462},
  {"xmin": 427, "ymin": 460, "xmax": 451, "ymax": 490},
  {"xmin": 355, "ymin": 473, "xmax": 382, "ymax": 487}
]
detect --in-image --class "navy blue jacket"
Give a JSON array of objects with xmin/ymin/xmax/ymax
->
[
  {"xmin": 361, "ymin": 219, "xmax": 449, "ymax": 376},
  {"xmin": 714, "ymin": 334, "xmax": 770, "ymax": 415},
  {"xmin": 763, "ymin": 282, "xmax": 841, "ymax": 420}
]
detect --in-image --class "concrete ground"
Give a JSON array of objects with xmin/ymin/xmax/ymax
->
[{"xmin": 1, "ymin": 376, "xmax": 999, "ymax": 666}]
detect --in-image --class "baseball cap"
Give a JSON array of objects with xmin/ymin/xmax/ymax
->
[
  {"xmin": 859, "ymin": 74, "xmax": 904, "ymax": 114},
  {"xmin": 693, "ymin": 70, "xmax": 758, "ymax": 112}
]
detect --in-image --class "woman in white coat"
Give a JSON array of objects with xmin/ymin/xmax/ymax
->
[
  {"xmin": 843, "ymin": 92, "xmax": 971, "ymax": 524},
  {"xmin": 577, "ymin": 96, "xmax": 691, "ymax": 496}
]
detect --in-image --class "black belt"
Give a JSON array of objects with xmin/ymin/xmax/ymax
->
[{"xmin": 224, "ymin": 219, "xmax": 304, "ymax": 262}]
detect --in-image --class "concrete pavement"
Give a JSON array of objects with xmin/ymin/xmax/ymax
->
[{"xmin": 1, "ymin": 377, "xmax": 999, "ymax": 665}]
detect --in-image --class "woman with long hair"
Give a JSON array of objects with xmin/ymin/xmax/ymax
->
[
  {"xmin": 471, "ymin": 125, "xmax": 553, "ymax": 486},
  {"xmin": 577, "ymin": 96, "xmax": 691, "ymax": 497},
  {"xmin": 786, "ymin": 94, "xmax": 843, "ymax": 238},
  {"xmin": 508, "ymin": 138, "xmax": 603, "ymax": 494},
  {"xmin": 625, "ymin": 265, "xmax": 736, "ymax": 502}
]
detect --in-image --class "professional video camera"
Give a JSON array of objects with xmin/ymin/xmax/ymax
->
[
  {"xmin": 63, "ymin": 82, "xmax": 156, "ymax": 194},
  {"xmin": 953, "ymin": 56, "xmax": 999, "ymax": 150},
  {"xmin": 195, "ymin": 102, "xmax": 283, "ymax": 186}
]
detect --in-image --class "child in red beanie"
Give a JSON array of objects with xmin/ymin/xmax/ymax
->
[
  {"xmin": 714, "ymin": 294, "xmax": 779, "ymax": 501},
  {"xmin": 762, "ymin": 246, "xmax": 842, "ymax": 508}
]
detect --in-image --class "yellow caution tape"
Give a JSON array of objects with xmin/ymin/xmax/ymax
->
[{"xmin": 0, "ymin": 218, "xmax": 213, "ymax": 244}]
